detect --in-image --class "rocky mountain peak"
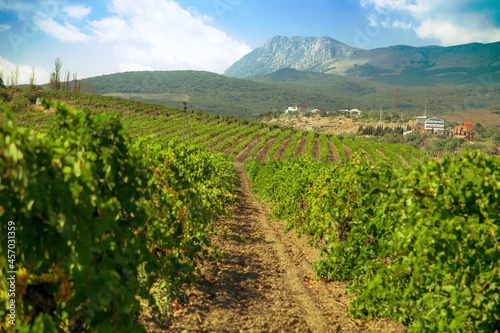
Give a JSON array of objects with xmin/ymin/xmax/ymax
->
[{"xmin": 224, "ymin": 35, "xmax": 360, "ymax": 78}]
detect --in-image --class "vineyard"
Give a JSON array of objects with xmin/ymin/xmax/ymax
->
[{"xmin": 1, "ymin": 90, "xmax": 499, "ymax": 332}]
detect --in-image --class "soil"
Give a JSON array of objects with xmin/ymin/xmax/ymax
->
[
  {"xmin": 235, "ymin": 136, "xmax": 263, "ymax": 163},
  {"xmin": 143, "ymin": 165, "xmax": 408, "ymax": 333},
  {"xmin": 255, "ymin": 138, "xmax": 276, "ymax": 162},
  {"xmin": 293, "ymin": 137, "xmax": 307, "ymax": 158},
  {"xmin": 268, "ymin": 115, "xmax": 403, "ymax": 136},
  {"xmin": 312, "ymin": 138, "xmax": 320, "ymax": 160},
  {"xmin": 223, "ymin": 134, "xmax": 247, "ymax": 155},
  {"xmin": 274, "ymin": 139, "xmax": 290, "ymax": 160},
  {"xmin": 344, "ymin": 145, "xmax": 352, "ymax": 162},
  {"xmin": 328, "ymin": 141, "xmax": 340, "ymax": 164}
]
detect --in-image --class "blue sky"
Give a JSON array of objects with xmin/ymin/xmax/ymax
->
[{"xmin": 1, "ymin": 0, "xmax": 499, "ymax": 84}]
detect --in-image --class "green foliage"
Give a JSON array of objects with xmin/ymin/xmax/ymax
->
[
  {"xmin": 7, "ymin": 95, "xmax": 31, "ymax": 113},
  {"xmin": 21, "ymin": 87, "xmax": 41, "ymax": 105},
  {"xmin": 245, "ymin": 151, "xmax": 500, "ymax": 332},
  {"xmin": 0, "ymin": 88, "xmax": 10, "ymax": 103},
  {"xmin": 0, "ymin": 99, "xmax": 237, "ymax": 332}
]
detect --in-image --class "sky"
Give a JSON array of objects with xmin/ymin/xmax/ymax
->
[{"xmin": 1, "ymin": 0, "xmax": 499, "ymax": 84}]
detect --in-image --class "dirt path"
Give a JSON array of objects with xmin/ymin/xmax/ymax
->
[
  {"xmin": 274, "ymin": 138, "xmax": 291, "ymax": 160},
  {"xmin": 313, "ymin": 137, "xmax": 320, "ymax": 160},
  {"xmin": 328, "ymin": 141, "xmax": 340, "ymax": 164},
  {"xmin": 152, "ymin": 164, "xmax": 407, "ymax": 333},
  {"xmin": 293, "ymin": 136, "xmax": 307, "ymax": 158},
  {"xmin": 344, "ymin": 145, "xmax": 353, "ymax": 162},
  {"xmin": 235, "ymin": 136, "xmax": 263, "ymax": 163},
  {"xmin": 256, "ymin": 138, "xmax": 276, "ymax": 162}
]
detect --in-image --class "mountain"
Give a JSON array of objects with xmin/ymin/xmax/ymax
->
[
  {"xmin": 224, "ymin": 36, "xmax": 500, "ymax": 86},
  {"xmin": 224, "ymin": 36, "xmax": 360, "ymax": 78}
]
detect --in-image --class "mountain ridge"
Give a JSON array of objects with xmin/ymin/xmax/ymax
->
[{"xmin": 224, "ymin": 36, "xmax": 500, "ymax": 86}]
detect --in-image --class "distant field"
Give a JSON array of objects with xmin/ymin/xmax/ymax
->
[
  {"xmin": 269, "ymin": 107, "xmax": 500, "ymax": 136},
  {"xmin": 268, "ymin": 115, "xmax": 406, "ymax": 135},
  {"xmin": 440, "ymin": 108, "xmax": 500, "ymax": 126}
]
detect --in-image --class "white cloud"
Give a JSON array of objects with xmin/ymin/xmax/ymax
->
[
  {"xmin": 415, "ymin": 17, "xmax": 500, "ymax": 46},
  {"xmin": 0, "ymin": 57, "xmax": 49, "ymax": 85},
  {"xmin": 1, "ymin": 0, "xmax": 251, "ymax": 75},
  {"xmin": 0, "ymin": 24, "xmax": 10, "ymax": 32},
  {"xmin": 392, "ymin": 20, "xmax": 412, "ymax": 30},
  {"xmin": 361, "ymin": 0, "xmax": 500, "ymax": 45},
  {"xmin": 88, "ymin": 0, "xmax": 251, "ymax": 73},
  {"xmin": 37, "ymin": 17, "xmax": 89, "ymax": 42},
  {"xmin": 88, "ymin": 16, "xmax": 136, "ymax": 41},
  {"xmin": 63, "ymin": 5, "xmax": 91, "ymax": 20}
]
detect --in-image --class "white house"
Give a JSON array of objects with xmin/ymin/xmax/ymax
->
[
  {"xmin": 424, "ymin": 117, "xmax": 445, "ymax": 133},
  {"xmin": 285, "ymin": 106, "xmax": 297, "ymax": 113},
  {"xmin": 349, "ymin": 108, "xmax": 362, "ymax": 115}
]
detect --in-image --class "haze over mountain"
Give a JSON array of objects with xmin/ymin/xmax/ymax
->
[{"xmin": 224, "ymin": 36, "xmax": 500, "ymax": 86}]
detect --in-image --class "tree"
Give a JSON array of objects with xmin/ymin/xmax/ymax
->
[
  {"xmin": 11, "ymin": 66, "xmax": 19, "ymax": 86},
  {"xmin": 72, "ymin": 72, "xmax": 80, "ymax": 93},
  {"xmin": 86, "ymin": 78, "xmax": 94, "ymax": 95},
  {"xmin": 29, "ymin": 66, "xmax": 36, "ymax": 88},
  {"xmin": 50, "ymin": 57, "xmax": 63, "ymax": 90},
  {"xmin": 63, "ymin": 70, "xmax": 70, "ymax": 92}
]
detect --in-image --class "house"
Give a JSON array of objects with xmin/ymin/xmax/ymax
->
[
  {"xmin": 296, "ymin": 104, "xmax": 307, "ymax": 112},
  {"xmin": 452, "ymin": 121, "xmax": 475, "ymax": 140},
  {"xmin": 311, "ymin": 108, "xmax": 323, "ymax": 114},
  {"xmin": 349, "ymin": 108, "xmax": 362, "ymax": 115},
  {"xmin": 463, "ymin": 121, "xmax": 473, "ymax": 132},
  {"xmin": 424, "ymin": 117, "xmax": 445, "ymax": 134},
  {"xmin": 285, "ymin": 104, "xmax": 308, "ymax": 113}
]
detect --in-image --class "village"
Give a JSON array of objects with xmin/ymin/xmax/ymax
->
[{"xmin": 272, "ymin": 103, "xmax": 476, "ymax": 140}]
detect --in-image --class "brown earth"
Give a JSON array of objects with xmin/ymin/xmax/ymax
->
[
  {"xmin": 143, "ymin": 165, "xmax": 408, "ymax": 333},
  {"xmin": 268, "ymin": 115, "xmax": 404, "ymax": 136},
  {"xmin": 256, "ymin": 138, "xmax": 276, "ymax": 162},
  {"xmin": 440, "ymin": 108, "xmax": 500, "ymax": 126},
  {"xmin": 293, "ymin": 136, "xmax": 307, "ymax": 158},
  {"xmin": 268, "ymin": 109, "xmax": 500, "ymax": 135},
  {"xmin": 274, "ymin": 139, "xmax": 291, "ymax": 160},
  {"xmin": 328, "ymin": 141, "xmax": 340, "ymax": 164},
  {"xmin": 313, "ymin": 138, "xmax": 320, "ymax": 160},
  {"xmin": 235, "ymin": 136, "xmax": 263, "ymax": 163},
  {"xmin": 344, "ymin": 145, "xmax": 352, "ymax": 162}
]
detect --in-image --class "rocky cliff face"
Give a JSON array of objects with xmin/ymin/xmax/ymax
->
[{"xmin": 224, "ymin": 36, "xmax": 360, "ymax": 78}]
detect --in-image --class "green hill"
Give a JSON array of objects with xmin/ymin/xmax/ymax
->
[
  {"xmin": 82, "ymin": 70, "xmax": 355, "ymax": 118},
  {"xmin": 80, "ymin": 69, "xmax": 500, "ymax": 119}
]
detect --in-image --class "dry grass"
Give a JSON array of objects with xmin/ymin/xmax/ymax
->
[{"xmin": 440, "ymin": 107, "xmax": 500, "ymax": 126}]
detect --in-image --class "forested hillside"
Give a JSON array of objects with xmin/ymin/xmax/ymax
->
[{"xmin": 73, "ymin": 70, "xmax": 500, "ymax": 118}]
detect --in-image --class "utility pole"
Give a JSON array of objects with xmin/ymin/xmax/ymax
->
[
  {"xmin": 182, "ymin": 102, "xmax": 191, "ymax": 144},
  {"xmin": 393, "ymin": 86, "xmax": 400, "ymax": 114}
]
